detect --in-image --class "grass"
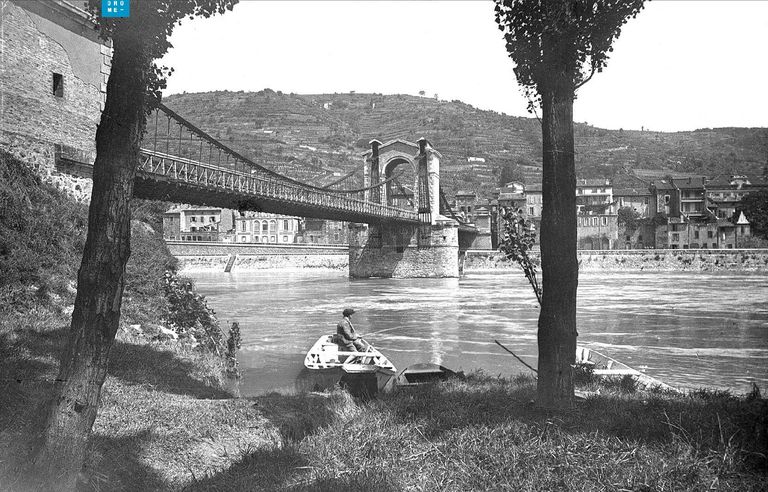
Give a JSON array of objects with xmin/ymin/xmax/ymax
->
[{"xmin": 1, "ymin": 150, "xmax": 766, "ymax": 490}]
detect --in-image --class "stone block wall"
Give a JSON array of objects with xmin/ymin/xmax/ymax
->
[
  {"xmin": 166, "ymin": 242, "xmax": 349, "ymax": 272},
  {"xmin": 1, "ymin": 2, "xmax": 108, "ymax": 159},
  {"xmin": 1, "ymin": 1, "xmax": 109, "ymax": 202},
  {"xmin": 463, "ymin": 249, "xmax": 768, "ymax": 273},
  {"xmin": 348, "ymin": 222, "xmax": 459, "ymax": 278}
]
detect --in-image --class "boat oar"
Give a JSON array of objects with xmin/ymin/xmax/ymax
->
[{"xmin": 494, "ymin": 340, "xmax": 538, "ymax": 374}]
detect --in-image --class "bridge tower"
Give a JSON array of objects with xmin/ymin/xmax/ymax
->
[{"xmin": 349, "ymin": 138, "xmax": 459, "ymax": 278}]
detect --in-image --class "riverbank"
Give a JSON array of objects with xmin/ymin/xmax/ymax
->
[
  {"xmin": 2, "ymin": 320, "xmax": 766, "ymax": 490},
  {"xmin": 465, "ymin": 249, "xmax": 768, "ymax": 272},
  {"xmin": 165, "ymin": 242, "xmax": 768, "ymax": 274}
]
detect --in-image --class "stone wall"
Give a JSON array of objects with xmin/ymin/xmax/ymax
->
[
  {"xmin": 464, "ymin": 249, "xmax": 768, "ymax": 273},
  {"xmin": 1, "ymin": 1, "xmax": 109, "ymax": 202},
  {"xmin": 348, "ymin": 221, "xmax": 459, "ymax": 278},
  {"xmin": 1, "ymin": 1, "xmax": 108, "ymax": 158},
  {"xmin": 166, "ymin": 241, "xmax": 349, "ymax": 273}
]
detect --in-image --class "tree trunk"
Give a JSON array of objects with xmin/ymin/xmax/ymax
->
[
  {"xmin": 26, "ymin": 27, "xmax": 149, "ymax": 490},
  {"xmin": 536, "ymin": 76, "xmax": 578, "ymax": 407}
]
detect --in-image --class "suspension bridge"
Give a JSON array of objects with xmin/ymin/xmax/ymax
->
[
  {"xmin": 136, "ymin": 103, "xmax": 475, "ymax": 236},
  {"xmin": 129, "ymin": 103, "xmax": 476, "ymax": 277}
]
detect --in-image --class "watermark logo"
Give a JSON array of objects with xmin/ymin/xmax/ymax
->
[{"xmin": 102, "ymin": 0, "xmax": 130, "ymax": 18}]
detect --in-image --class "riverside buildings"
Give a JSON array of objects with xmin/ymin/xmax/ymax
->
[
  {"xmin": 162, "ymin": 206, "xmax": 346, "ymax": 245},
  {"xmin": 455, "ymin": 173, "xmax": 765, "ymax": 251}
]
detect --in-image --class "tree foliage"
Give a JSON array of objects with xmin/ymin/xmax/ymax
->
[
  {"xmin": 87, "ymin": 0, "xmax": 237, "ymax": 106},
  {"xmin": 741, "ymin": 189, "xmax": 768, "ymax": 239},
  {"xmin": 617, "ymin": 206, "xmax": 641, "ymax": 231},
  {"xmin": 494, "ymin": 0, "xmax": 646, "ymax": 111},
  {"xmin": 499, "ymin": 207, "xmax": 541, "ymax": 304}
]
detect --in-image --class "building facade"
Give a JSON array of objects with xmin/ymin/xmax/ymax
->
[
  {"xmin": 575, "ymin": 179, "xmax": 618, "ymax": 250},
  {"xmin": 235, "ymin": 213, "xmax": 300, "ymax": 244},
  {"xmin": 1, "ymin": 0, "xmax": 110, "ymax": 183},
  {"xmin": 163, "ymin": 207, "xmax": 236, "ymax": 242}
]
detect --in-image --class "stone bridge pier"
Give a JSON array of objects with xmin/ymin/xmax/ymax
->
[{"xmin": 349, "ymin": 138, "xmax": 460, "ymax": 278}]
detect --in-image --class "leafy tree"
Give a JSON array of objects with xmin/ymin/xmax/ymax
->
[
  {"xmin": 741, "ymin": 189, "xmax": 768, "ymax": 239},
  {"xmin": 22, "ymin": 1, "xmax": 236, "ymax": 488},
  {"xmin": 494, "ymin": 0, "xmax": 645, "ymax": 406},
  {"xmin": 617, "ymin": 206, "xmax": 641, "ymax": 232},
  {"xmin": 499, "ymin": 207, "xmax": 541, "ymax": 304}
]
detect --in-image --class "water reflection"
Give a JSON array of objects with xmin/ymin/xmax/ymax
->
[{"xmin": 192, "ymin": 270, "xmax": 768, "ymax": 396}]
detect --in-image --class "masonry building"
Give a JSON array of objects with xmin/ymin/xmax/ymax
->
[{"xmin": 1, "ymin": 0, "xmax": 110, "ymax": 196}]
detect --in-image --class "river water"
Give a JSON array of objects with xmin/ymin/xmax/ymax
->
[{"xmin": 191, "ymin": 270, "xmax": 768, "ymax": 396}]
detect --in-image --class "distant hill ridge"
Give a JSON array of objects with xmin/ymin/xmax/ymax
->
[{"xmin": 162, "ymin": 90, "xmax": 767, "ymax": 198}]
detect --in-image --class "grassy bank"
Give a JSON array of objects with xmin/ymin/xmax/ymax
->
[{"xmin": 1, "ymin": 151, "xmax": 766, "ymax": 490}]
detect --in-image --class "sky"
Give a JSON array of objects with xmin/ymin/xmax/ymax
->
[{"xmin": 160, "ymin": 1, "xmax": 768, "ymax": 133}]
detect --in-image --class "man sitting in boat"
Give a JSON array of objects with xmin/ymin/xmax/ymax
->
[{"xmin": 336, "ymin": 308, "xmax": 368, "ymax": 352}]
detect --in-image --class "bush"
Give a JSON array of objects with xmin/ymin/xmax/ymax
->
[{"xmin": 162, "ymin": 271, "xmax": 225, "ymax": 355}]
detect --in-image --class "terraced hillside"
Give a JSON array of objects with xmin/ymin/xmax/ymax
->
[{"xmin": 162, "ymin": 90, "xmax": 767, "ymax": 199}]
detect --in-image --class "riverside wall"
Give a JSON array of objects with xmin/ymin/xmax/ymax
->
[
  {"xmin": 166, "ymin": 241, "xmax": 348, "ymax": 273},
  {"xmin": 464, "ymin": 249, "xmax": 768, "ymax": 273}
]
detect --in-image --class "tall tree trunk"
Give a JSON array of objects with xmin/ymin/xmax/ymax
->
[
  {"xmin": 26, "ymin": 27, "xmax": 149, "ymax": 490},
  {"xmin": 536, "ymin": 75, "xmax": 578, "ymax": 407}
]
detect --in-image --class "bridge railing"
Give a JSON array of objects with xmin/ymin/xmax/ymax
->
[{"xmin": 138, "ymin": 148, "xmax": 419, "ymax": 222}]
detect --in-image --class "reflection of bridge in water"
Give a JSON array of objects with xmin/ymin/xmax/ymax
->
[{"xmin": 135, "ymin": 103, "xmax": 476, "ymax": 277}]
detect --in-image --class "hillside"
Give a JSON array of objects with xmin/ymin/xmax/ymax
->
[{"xmin": 162, "ymin": 90, "xmax": 767, "ymax": 198}]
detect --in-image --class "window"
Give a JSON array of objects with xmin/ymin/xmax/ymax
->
[
  {"xmin": 52, "ymin": 73, "xmax": 64, "ymax": 97},
  {"xmin": 191, "ymin": 217, "xmax": 197, "ymax": 222},
  {"xmin": 269, "ymin": 220, "xmax": 276, "ymax": 233},
  {"xmin": 270, "ymin": 236, "xmax": 276, "ymax": 243},
  {"xmin": 708, "ymin": 230, "xmax": 713, "ymax": 238},
  {"xmin": 601, "ymin": 217, "xmax": 607, "ymax": 226},
  {"xmin": 262, "ymin": 222, "xmax": 268, "ymax": 232},
  {"xmin": 190, "ymin": 226, "xmax": 197, "ymax": 232},
  {"xmin": 240, "ymin": 236, "xmax": 247, "ymax": 242},
  {"xmin": 591, "ymin": 217, "xmax": 598, "ymax": 226},
  {"xmin": 529, "ymin": 207, "xmax": 534, "ymax": 216},
  {"xmin": 638, "ymin": 235, "xmax": 643, "ymax": 242},
  {"xmin": 664, "ymin": 195, "xmax": 670, "ymax": 204},
  {"xmin": 672, "ymin": 233, "xmax": 679, "ymax": 241},
  {"xmin": 282, "ymin": 236, "xmax": 288, "ymax": 242},
  {"xmin": 210, "ymin": 216, "xmax": 215, "ymax": 222},
  {"xmin": 694, "ymin": 230, "xmax": 699, "ymax": 239},
  {"xmin": 644, "ymin": 197, "xmax": 649, "ymax": 205},
  {"xmin": 283, "ymin": 220, "xmax": 289, "ymax": 230}
]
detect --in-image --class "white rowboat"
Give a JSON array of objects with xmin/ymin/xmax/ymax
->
[{"xmin": 576, "ymin": 345, "xmax": 678, "ymax": 392}]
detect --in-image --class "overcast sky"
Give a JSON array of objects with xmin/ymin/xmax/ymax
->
[{"xmin": 160, "ymin": 1, "xmax": 768, "ymax": 133}]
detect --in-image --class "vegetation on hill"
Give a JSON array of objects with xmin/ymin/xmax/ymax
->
[{"xmin": 162, "ymin": 90, "xmax": 768, "ymax": 199}]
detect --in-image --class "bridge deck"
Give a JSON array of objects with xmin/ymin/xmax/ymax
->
[{"xmin": 135, "ymin": 149, "xmax": 421, "ymax": 224}]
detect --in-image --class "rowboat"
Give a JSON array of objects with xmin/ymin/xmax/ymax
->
[
  {"xmin": 395, "ymin": 363, "xmax": 456, "ymax": 386},
  {"xmin": 576, "ymin": 345, "xmax": 678, "ymax": 392},
  {"xmin": 304, "ymin": 335, "xmax": 397, "ymax": 395}
]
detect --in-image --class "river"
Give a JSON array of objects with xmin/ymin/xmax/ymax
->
[{"xmin": 191, "ymin": 270, "xmax": 768, "ymax": 396}]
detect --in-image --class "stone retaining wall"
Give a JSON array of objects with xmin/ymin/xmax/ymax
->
[
  {"xmin": 167, "ymin": 241, "xmax": 348, "ymax": 272},
  {"xmin": 464, "ymin": 249, "xmax": 768, "ymax": 272}
]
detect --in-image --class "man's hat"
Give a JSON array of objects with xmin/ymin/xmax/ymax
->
[{"xmin": 343, "ymin": 308, "xmax": 355, "ymax": 316}]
